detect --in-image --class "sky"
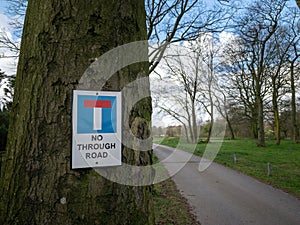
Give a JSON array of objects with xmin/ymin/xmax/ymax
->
[
  {"xmin": 0, "ymin": 0, "xmax": 19, "ymax": 102},
  {"xmin": 0, "ymin": 0, "xmax": 9, "ymax": 14},
  {"xmin": 0, "ymin": 0, "xmax": 298, "ymax": 123},
  {"xmin": 0, "ymin": 0, "xmax": 18, "ymax": 74}
]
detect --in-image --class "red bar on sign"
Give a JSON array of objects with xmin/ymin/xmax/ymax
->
[{"xmin": 84, "ymin": 100, "xmax": 111, "ymax": 108}]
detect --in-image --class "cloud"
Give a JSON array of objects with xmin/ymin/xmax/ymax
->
[
  {"xmin": 0, "ymin": 12, "xmax": 18, "ymax": 75},
  {"xmin": 0, "ymin": 12, "xmax": 19, "ymax": 102},
  {"xmin": 0, "ymin": 13, "xmax": 10, "ymax": 28}
]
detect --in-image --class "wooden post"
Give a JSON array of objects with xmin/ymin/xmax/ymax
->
[{"xmin": 267, "ymin": 162, "xmax": 271, "ymax": 176}]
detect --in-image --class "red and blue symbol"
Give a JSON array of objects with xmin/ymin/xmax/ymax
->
[{"xmin": 77, "ymin": 95, "xmax": 117, "ymax": 133}]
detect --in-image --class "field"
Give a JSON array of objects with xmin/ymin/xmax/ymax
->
[{"xmin": 154, "ymin": 138, "xmax": 300, "ymax": 198}]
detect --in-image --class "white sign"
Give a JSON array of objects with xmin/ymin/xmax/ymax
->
[{"xmin": 72, "ymin": 90, "xmax": 122, "ymax": 168}]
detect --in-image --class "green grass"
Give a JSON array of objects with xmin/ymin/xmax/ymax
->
[
  {"xmin": 153, "ymin": 179, "xmax": 200, "ymax": 225},
  {"xmin": 154, "ymin": 137, "xmax": 300, "ymax": 198},
  {"xmin": 153, "ymin": 154, "xmax": 200, "ymax": 225}
]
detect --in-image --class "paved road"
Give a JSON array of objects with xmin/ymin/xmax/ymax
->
[{"xmin": 154, "ymin": 144, "xmax": 300, "ymax": 225}]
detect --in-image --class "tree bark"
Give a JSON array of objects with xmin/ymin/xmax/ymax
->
[
  {"xmin": 272, "ymin": 77, "xmax": 281, "ymax": 145},
  {"xmin": 225, "ymin": 113, "xmax": 235, "ymax": 140},
  {"xmin": 191, "ymin": 101, "xmax": 198, "ymax": 143},
  {"xmin": 290, "ymin": 62, "xmax": 299, "ymax": 143},
  {"xmin": 273, "ymin": 94, "xmax": 281, "ymax": 145},
  {"xmin": 0, "ymin": 1, "xmax": 154, "ymax": 224},
  {"xmin": 256, "ymin": 95, "xmax": 265, "ymax": 147}
]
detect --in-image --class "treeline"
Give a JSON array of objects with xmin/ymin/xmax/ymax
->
[
  {"xmin": 152, "ymin": 0, "xmax": 300, "ymax": 146},
  {"xmin": 153, "ymin": 105, "xmax": 300, "ymax": 141}
]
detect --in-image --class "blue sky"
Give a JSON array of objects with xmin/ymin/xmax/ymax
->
[
  {"xmin": 0, "ymin": 0, "xmax": 9, "ymax": 14},
  {"xmin": 0, "ymin": 0, "xmax": 18, "ymax": 102}
]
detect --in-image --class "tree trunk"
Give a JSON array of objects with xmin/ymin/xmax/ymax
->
[
  {"xmin": 183, "ymin": 123, "xmax": 190, "ymax": 143},
  {"xmin": 191, "ymin": 101, "xmax": 198, "ymax": 143},
  {"xmin": 290, "ymin": 62, "xmax": 299, "ymax": 143},
  {"xmin": 273, "ymin": 100, "xmax": 280, "ymax": 145},
  {"xmin": 272, "ymin": 76, "xmax": 280, "ymax": 145},
  {"xmin": 225, "ymin": 113, "xmax": 235, "ymax": 140},
  {"xmin": 206, "ymin": 89, "xmax": 214, "ymax": 143},
  {"xmin": 0, "ymin": 1, "xmax": 154, "ymax": 224},
  {"xmin": 257, "ymin": 95, "xmax": 265, "ymax": 147},
  {"xmin": 251, "ymin": 119, "xmax": 258, "ymax": 139}
]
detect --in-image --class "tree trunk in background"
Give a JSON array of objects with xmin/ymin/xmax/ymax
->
[
  {"xmin": 191, "ymin": 101, "xmax": 198, "ymax": 143},
  {"xmin": 273, "ymin": 97, "xmax": 280, "ymax": 145},
  {"xmin": 0, "ymin": 0, "xmax": 154, "ymax": 224},
  {"xmin": 272, "ymin": 80, "xmax": 280, "ymax": 145},
  {"xmin": 290, "ymin": 62, "xmax": 299, "ymax": 143},
  {"xmin": 225, "ymin": 113, "xmax": 235, "ymax": 140},
  {"xmin": 257, "ymin": 95, "xmax": 265, "ymax": 147}
]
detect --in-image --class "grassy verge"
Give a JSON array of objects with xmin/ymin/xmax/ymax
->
[
  {"xmin": 154, "ymin": 137, "xmax": 300, "ymax": 198},
  {"xmin": 153, "ymin": 154, "xmax": 200, "ymax": 225},
  {"xmin": 153, "ymin": 179, "xmax": 200, "ymax": 225}
]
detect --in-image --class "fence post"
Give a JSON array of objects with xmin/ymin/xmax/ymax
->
[{"xmin": 267, "ymin": 162, "xmax": 271, "ymax": 176}]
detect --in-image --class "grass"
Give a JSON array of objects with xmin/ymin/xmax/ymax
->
[
  {"xmin": 154, "ymin": 137, "xmax": 300, "ymax": 198},
  {"xmin": 153, "ymin": 154, "xmax": 200, "ymax": 225},
  {"xmin": 153, "ymin": 179, "xmax": 200, "ymax": 225}
]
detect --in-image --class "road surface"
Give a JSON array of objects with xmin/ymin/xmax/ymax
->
[{"xmin": 154, "ymin": 144, "xmax": 300, "ymax": 225}]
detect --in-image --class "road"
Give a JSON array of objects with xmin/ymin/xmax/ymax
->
[{"xmin": 154, "ymin": 144, "xmax": 300, "ymax": 225}]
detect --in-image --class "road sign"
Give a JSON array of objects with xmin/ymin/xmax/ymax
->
[{"xmin": 72, "ymin": 90, "xmax": 122, "ymax": 168}]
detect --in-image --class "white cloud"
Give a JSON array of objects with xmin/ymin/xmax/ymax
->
[
  {"xmin": 0, "ymin": 13, "xmax": 10, "ymax": 28},
  {"xmin": 0, "ymin": 12, "xmax": 18, "ymax": 75},
  {"xmin": 0, "ymin": 12, "xmax": 19, "ymax": 102}
]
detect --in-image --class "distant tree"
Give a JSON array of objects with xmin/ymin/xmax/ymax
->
[
  {"xmin": 265, "ymin": 6, "xmax": 300, "ymax": 145},
  {"xmin": 146, "ymin": 0, "xmax": 231, "ymax": 73},
  {"xmin": 286, "ymin": 7, "xmax": 300, "ymax": 143},
  {"xmin": 220, "ymin": 34, "xmax": 260, "ymax": 139},
  {"xmin": 0, "ymin": 70, "xmax": 15, "ymax": 107},
  {"xmin": 214, "ymin": 92, "xmax": 235, "ymax": 139},
  {"xmin": 223, "ymin": 0, "xmax": 288, "ymax": 146},
  {"xmin": 0, "ymin": 69, "xmax": 13, "ymax": 164},
  {"xmin": 153, "ymin": 34, "xmax": 219, "ymax": 143},
  {"xmin": 0, "ymin": 107, "xmax": 9, "ymax": 151}
]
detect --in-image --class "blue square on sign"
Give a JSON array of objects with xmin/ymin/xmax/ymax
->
[{"xmin": 77, "ymin": 95, "xmax": 117, "ymax": 133}]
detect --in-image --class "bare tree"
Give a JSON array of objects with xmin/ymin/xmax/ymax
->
[
  {"xmin": 153, "ymin": 33, "xmax": 222, "ymax": 143},
  {"xmin": 146, "ymin": 0, "xmax": 232, "ymax": 73},
  {"xmin": 265, "ymin": 29, "xmax": 291, "ymax": 145},
  {"xmin": 0, "ymin": 70, "xmax": 15, "ymax": 107},
  {"xmin": 223, "ymin": 0, "xmax": 288, "ymax": 146},
  {"xmin": 196, "ymin": 33, "xmax": 223, "ymax": 142},
  {"xmin": 152, "ymin": 42, "xmax": 203, "ymax": 143},
  {"xmin": 214, "ymin": 90, "xmax": 235, "ymax": 139},
  {"xmin": 286, "ymin": 7, "xmax": 300, "ymax": 143},
  {"xmin": 220, "ymin": 34, "xmax": 260, "ymax": 139},
  {"xmin": 0, "ymin": 0, "xmax": 25, "ymax": 57}
]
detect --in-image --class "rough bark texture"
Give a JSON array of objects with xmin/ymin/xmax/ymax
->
[
  {"xmin": 256, "ymin": 95, "xmax": 265, "ymax": 147},
  {"xmin": 0, "ymin": 0, "xmax": 154, "ymax": 224},
  {"xmin": 272, "ymin": 90, "xmax": 280, "ymax": 145},
  {"xmin": 290, "ymin": 62, "xmax": 299, "ymax": 143}
]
